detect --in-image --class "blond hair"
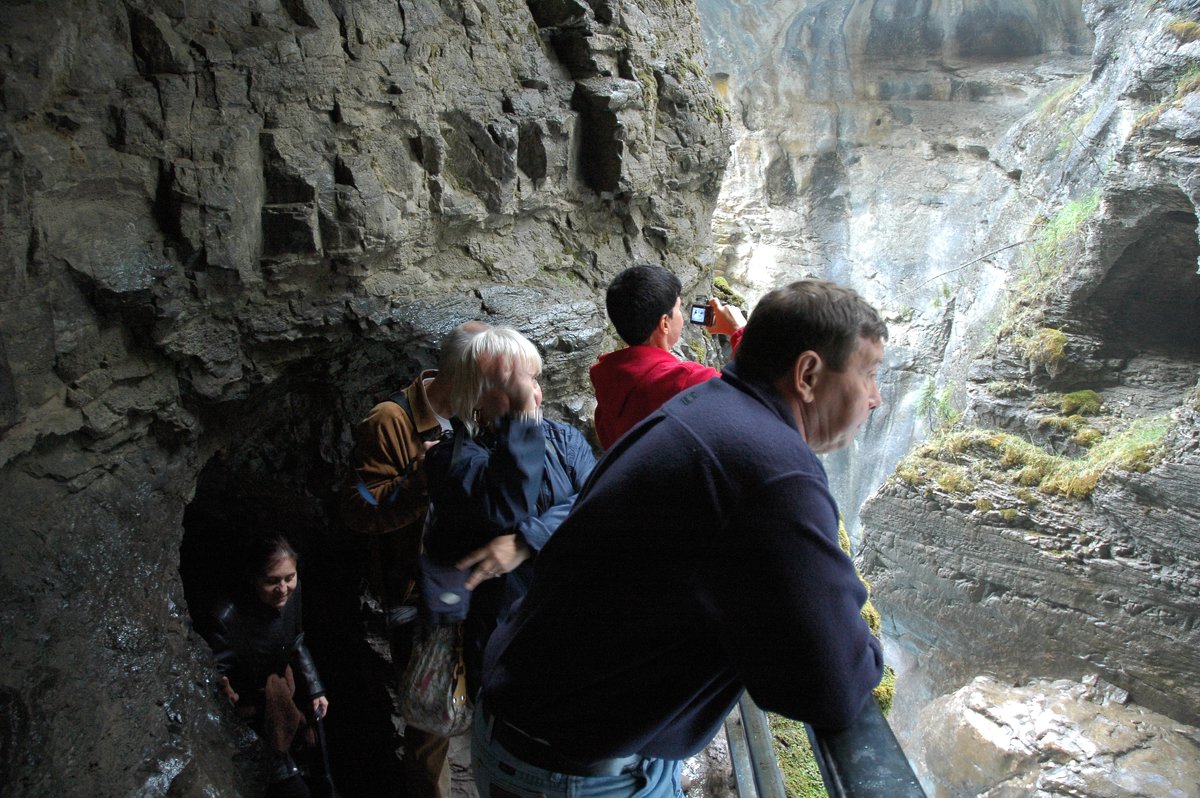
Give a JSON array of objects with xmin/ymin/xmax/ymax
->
[{"xmin": 448, "ymin": 327, "xmax": 542, "ymax": 435}]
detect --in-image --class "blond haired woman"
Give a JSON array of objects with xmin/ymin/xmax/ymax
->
[{"xmin": 421, "ymin": 326, "xmax": 596, "ymax": 697}]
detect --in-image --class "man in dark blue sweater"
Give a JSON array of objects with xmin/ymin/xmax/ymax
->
[{"xmin": 474, "ymin": 280, "xmax": 888, "ymax": 798}]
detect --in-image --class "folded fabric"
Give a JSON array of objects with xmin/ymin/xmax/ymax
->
[{"xmin": 417, "ymin": 553, "xmax": 471, "ymax": 623}]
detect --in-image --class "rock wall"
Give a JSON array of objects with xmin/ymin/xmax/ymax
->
[
  {"xmin": 698, "ymin": 0, "xmax": 1096, "ymax": 538},
  {"xmin": 0, "ymin": 1, "xmax": 729, "ymax": 794},
  {"xmin": 856, "ymin": 0, "xmax": 1200, "ymax": 749},
  {"xmin": 697, "ymin": 0, "xmax": 1200, "ymax": 780}
]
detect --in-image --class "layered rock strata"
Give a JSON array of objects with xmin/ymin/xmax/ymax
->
[
  {"xmin": 0, "ymin": 1, "xmax": 729, "ymax": 794},
  {"xmin": 699, "ymin": 0, "xmax": 1096, "ymax": 536},
  {"xmin": 858, "ymin": 0, "xmax": 1200, "ymax": 765}
]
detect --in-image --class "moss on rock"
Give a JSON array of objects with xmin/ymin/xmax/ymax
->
[{"xmin": 1061, "ymin": 389, "xmax": 1102, "ymax": 415}]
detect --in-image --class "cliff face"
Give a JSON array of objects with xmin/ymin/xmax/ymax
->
[
  {"xmin": 698, "ymin": 0, "xmax": 1200, "ymax": 788},
  {"xmin": 0, "ymin": 1, "xmax": 729, "ymax": 794},
  {"xmin": 854, "ymin": 0, "xmax": 1200, "ymax": 773},
  {"xmin": 699, "ymin": 0, "xmax": 1096, "ymax": 536}
]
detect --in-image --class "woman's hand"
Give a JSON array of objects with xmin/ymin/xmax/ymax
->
[
  {"xmin": 456, "ymin": 534, "xmax": 533, "ymax": 590},
  {"xmin": 219, "ymin": 675, "xmax": 239, "ymax": 705},
  {"xmin": 476, "ymin": 357, "xmax": 540, "ymax": 423},
  {"xmin": 312, "ymin": 695, "xmax": 329, "ymax": 720}
]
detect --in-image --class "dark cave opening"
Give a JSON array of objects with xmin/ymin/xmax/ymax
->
[
  {"xmin": 1086, "ymin": 210, "xmax": 1200, "ymax": 360},
  {"xmin": 178, "ymin": 380, "xmax": 407, "ymax": 798}
]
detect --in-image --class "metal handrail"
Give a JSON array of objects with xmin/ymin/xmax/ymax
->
[{"xmin": 726, "ymin": 694, "xmax": 926, "ymax": 798}]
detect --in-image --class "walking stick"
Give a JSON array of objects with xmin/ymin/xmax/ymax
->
[{"xmin": 312, "ymin": 707, "xmax": 340, "ymax": 798}]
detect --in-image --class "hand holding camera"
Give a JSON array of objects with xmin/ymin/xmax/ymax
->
[{"xmin": 690, "ymin": 296, "xmax": 746, "ymax": 337}]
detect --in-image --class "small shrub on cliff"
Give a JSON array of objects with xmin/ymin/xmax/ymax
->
[
  {"xmin": 1167, "ymin": 19, "xmax": 1200, "ymax": 44},
  {"xmin": 1021, "ymin": 327, "xmax": 1069, "ymax": 373},
  {"xmin": 1072, "ymin": 427, "xmax": 1104, "ymax": 447},
  {"xmin": 1062, "ymin": 389, "xmax": 1103, "ymax": 415},
  {"xmin": 918, "ymin": 379, "xmax": 959, "ymax": 428},
  {"xmin": 1038, "ymin": 414, "xmax": 1087, "ymax": 433}
]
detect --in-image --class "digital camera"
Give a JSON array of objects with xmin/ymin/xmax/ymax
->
[{"xmin": 689, "ymin": 298, "xmax": 713, "ymax": 326}]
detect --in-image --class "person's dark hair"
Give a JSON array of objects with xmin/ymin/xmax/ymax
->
[
  {"xmin": 605, "ymin": 264, "xmax": 682, "ymax": 346},
  {"xmin": 243, "ymin": 535, "xmax": 299, "ymax": 584},
  {"xmin": 734, "ymin": 280, "xmax": 888, "ymax": 384}
]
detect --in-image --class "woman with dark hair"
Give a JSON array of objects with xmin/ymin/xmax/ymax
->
[{"xmin": 204, "ymin": 536, "xmax": 329, "ymax": 798}]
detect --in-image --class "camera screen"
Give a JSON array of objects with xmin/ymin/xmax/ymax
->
[{"xmin": 690, "ymin": 304, "xmax": 708, "ymax": 324}]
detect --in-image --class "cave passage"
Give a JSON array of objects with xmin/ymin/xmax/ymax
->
[
  {"xmin": 1087, "ymin": 209, "xmax": 1200, "ymax": 360},
  {"xmin": 178, "ymin": 383, "xmax": 405, "ymax": 797}
]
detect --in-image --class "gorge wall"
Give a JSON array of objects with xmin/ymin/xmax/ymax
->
[
  {"xmin": 0, "ymin": 1, "xmax": 729, "ymax": 794},
  {"xmin": 3, "ymin": 0, "xmax": 1199, "ymax": 795},
  {"xmin": 699, "ymin": 0, "xmax": 1097, "ymax": 537},
  {"xmin": 857, "ymin": 0, "xmax": 1200, "ymax": 747},
  {"xmin": 698, "ymin": 0, "xmax": 1200, "ymax": 792}
]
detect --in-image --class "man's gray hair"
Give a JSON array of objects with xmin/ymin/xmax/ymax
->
[{"xmin": 436, "ymin": 321, "xmax": 490, "ymax": 392}]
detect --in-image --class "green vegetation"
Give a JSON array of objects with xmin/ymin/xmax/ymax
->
[
  {"xmin": 1061, "ymin": 389, "xmax": 1103, "ymax": 415},
  {"xmin": 1072, "ymin": 427, "xmax": 1104, "ymax": 447},
  {"xmin": 1037, "ymin": 74, "xmax": 1087, "ymax": 121},
  {"xmin": 1134, "ymin": 61, "xmax": 1200, "ymax": 131},
  {"xmin": 1058, "ymin": 105, "xmax": 1098, "ymax": 154},
  {"xmin": 1038, "ymin": 414, "xmax": 1087, "ymax": 433},
  {"xmin": 1167, "ymin": 19, "xmax": 1200, "ymax": 44},
  {"xmin": 769, "ymin": 716, "xmax": 827, "ymax": 798},
  {"xmin": 918, "ymin": 380, "xmax": 959, "ymax": 428},
  {"xmin": 1175, "ymin": 62, "xmax": 1200, "ymax": 100},
  {"xmin": 1020, "ymin": 327, "xmax": 1069, "ymax": 373},
  {"xmin": 1001, "ymin": 191, "xmax": 1101, "ymax": 340},
  {"xmin": 894, "ymin": 416, "xmax": 1172, "ymax": 501},
  {"xmin": 713, "ymin": 275, "xmax": 747, "ymax": 309},
  {"xmin": 987, "ymin": 380, "xmax": 1028, "ymax": 398}
]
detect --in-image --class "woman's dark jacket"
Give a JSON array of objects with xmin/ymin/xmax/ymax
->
[
  {"xmin": 205, "ymin": 583, "xmax": 326, "ymax": 711},
  {"xmin": 424, "ymin": 416, "xmax": 596, "ymax": 693}
]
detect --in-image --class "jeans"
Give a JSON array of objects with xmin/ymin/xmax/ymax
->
[{"xmin": 472, "ymin": 708, "xmax": 683, "ymax": 798}]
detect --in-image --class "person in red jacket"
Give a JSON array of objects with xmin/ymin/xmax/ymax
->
[{"xmin": 590, "ymin": 264, "xmax": 745, "ymax": 449}]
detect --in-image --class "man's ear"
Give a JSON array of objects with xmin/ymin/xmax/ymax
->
[{"xmin": 789, "ymin": 351, "xmax": 823, "ymax": 402}]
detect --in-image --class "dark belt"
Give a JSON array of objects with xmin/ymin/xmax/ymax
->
[{"xmin": 486, "ymin": 711, "xmax": 643, "ymax": 778}]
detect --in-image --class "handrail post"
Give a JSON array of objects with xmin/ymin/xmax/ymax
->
[
  {"xmin": 725, "ymin": 694, "xmax": 926, "ymax": 798},
  {"xmin": 727, "ymin": 694, "xmax": 787, "ymax": 798}
]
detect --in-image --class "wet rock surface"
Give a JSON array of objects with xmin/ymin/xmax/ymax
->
[
  {"xmin": 0, "ymin": 0, "xmax": 728, "ymax": 794},
  {"xmin": 699, "ymin": 0, "xmax": 1098, "ymax": 538},
  {"xmin": 912, "ymin": 675, "xmax": 1200, "ymax": 798},
  {"xmin": 851, "ymin": 0, "xmax": 1200, "ymax": 788},
  {"xmin": 699, "ymin": 0, "xmax": 1199, "ymax": 789}
]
